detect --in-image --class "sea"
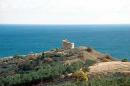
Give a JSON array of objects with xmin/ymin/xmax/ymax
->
[{"xmin": 0, "ymin": 25, "xmax": 130, "ymax": 60}]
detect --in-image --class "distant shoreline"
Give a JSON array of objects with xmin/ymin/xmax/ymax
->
[{"xmin": 0, "ymin": 52, "xmax": 42, "ymax": 60}]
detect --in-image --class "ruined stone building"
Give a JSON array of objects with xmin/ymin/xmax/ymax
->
[{"xmin": 62, "ymin": 39, "xmax": 75, "ymax": 50}]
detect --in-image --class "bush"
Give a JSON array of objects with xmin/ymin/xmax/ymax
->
[
  {"xmin": 65, "ymin": 61, "xmax": 84, "ymax": 73},
  {"xmin": 122, "ymin": 58, "xmax": 128, "ymax": 62},
  {"xmin": 17, "ymin": 63, "xmax": 32, "ymax": 72},
  {"xmin": 0, "ymin": 61, "xmax": 83, "ymax": 86},
  {"xmin": 0, "ymin": 62, "xmax": 64, "ymax": 86},
  {"xmin": 72, "ymin": 70, "xmax": 88, "ymax": 81},
  {"xmin": 85, "ymin": 47, "xmax": 93, "ymax": 52},
  {"xmin": 85, "ymin": 58, "xmax": 96, "ymax": 67},
  {"xmin": 50, "ymin": 77, "xmax": 130, "ymax": 86}
]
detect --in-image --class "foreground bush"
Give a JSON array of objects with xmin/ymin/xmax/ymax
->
[
  {"xmin": 0, "ymin": 61, "xmax": 83, "ymax": 86},
  {"xmin": 51, "ymin": 77, "xmax": 130, "ymax": 86}
]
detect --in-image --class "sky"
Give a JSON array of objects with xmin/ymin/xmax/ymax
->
[{"xmin": 0, "ymin": 0, "xmax": 130, "ymax": 24}]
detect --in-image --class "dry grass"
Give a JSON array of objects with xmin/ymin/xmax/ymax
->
[{"xmin": 88, "ymin": 61, "xmax": 130, "ymax": 78}]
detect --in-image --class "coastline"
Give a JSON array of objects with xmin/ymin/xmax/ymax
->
[{"xmin": 0, "ymin": 40, "xmax": 129, "ymax": 86}]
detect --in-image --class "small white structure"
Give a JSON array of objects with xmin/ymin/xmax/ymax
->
[{"xmin": 62, "ymin": 39, "xmax": 75, "ymax": 50}]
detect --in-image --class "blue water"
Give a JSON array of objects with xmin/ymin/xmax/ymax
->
[{"xmin": 0, "ymin": 25, "xmax": 130, "ymax": 60}]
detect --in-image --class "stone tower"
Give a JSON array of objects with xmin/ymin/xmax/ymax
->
[{"xmin": 62, "ymin": 39, "xmax": 74, "ymax": 50}]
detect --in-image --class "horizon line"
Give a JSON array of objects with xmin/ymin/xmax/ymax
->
[{"xmin": 0, "ymin": 24, "xmax": 130, "ymax": 26}]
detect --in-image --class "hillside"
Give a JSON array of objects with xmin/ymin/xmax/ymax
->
[{"xmin": 0, "ymin": 40, "xmax": 129, "ymax": 86}]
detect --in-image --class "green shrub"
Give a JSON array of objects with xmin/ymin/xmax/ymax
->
[
  {"xmin": 121, "ymin": 58, "xmax": 128, "ymax": 62},
  {"xmin": 0, "ymin": 62, "xmax": 62, "ymax": 86},
  {"xmin": 65, "ymin": 61, "xmax": 84, "ymax": 73},
  {"xmin": 85, "ymin": 58, "xmax": 96, "ymax": 67},
  {"xmin": 50, "ymin": 77, "xmax": 130, "ymax": 86},
  {"xmin": 0, "ymin": 61, "xmax": 83, "ymax": 86}
]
